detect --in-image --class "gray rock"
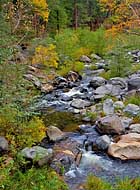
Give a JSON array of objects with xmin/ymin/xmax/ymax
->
[
  {"xmin": 80, "ymin": 55, "xmax": 91, "ymax": 63},
  {"xmin": 95, "ymin": 84, "xmax": 121, "ymax": 96},
  {"xmin": 129, "ymin": 124, "xmax": 140, "ymax": 134},
  {"xmin": 128, "ymin": 77, "xmax": 140, "ymax": 90},
  {"xmin": 20, "ymin": 146, "xmax": 53, "ymax": 166},
  {"xmin": 124, "ymin": 104, "xmax": 140, "ymax": 116},
  {"xmin": 96, "ymin": 115, "xmax": 124, "ymax": 135},
  {"xmin": 109, "ymin": 77, "xmax": 128, "ymax": 91},
  {"xmin": 114, "ymin": 101, "xmax": 124, "ymax": 109},
  {"xmin": 103, "ymin": 99, "xmax": 114, "ymax": 115},
  {"xmin": 71, "ymin": 99, "xmax": 91, "ymax": 109},
  {"xmin": 47, "ymin": 126, "xmax": 65, "ymax": 142},
  {"xmin": 89, "ymin": 77, "xmax": 106, "ymax": 88},
  {"xmin": 121, "ymin": 117, "xmax": 133, "ymax": 129},
  {"xmin": 0, "ymin": 137, "xmax": 8, "ymax": 152},
  {"xmin": 96, "ymin": 135, "xmax": 111, "ymax": 150},
  {"xmin": 92, "ymin": 94, "xmax": 105, "ymax": 101}
]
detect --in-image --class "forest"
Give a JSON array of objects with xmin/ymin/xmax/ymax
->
[{"xmin": 1, "ymin": 0, "xmax": 140, "ymax": 190}]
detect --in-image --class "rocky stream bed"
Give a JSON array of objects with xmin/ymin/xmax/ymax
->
[
  {"xmin": 2, "ymin": 51, "xmax": 140, "ymax": 189},
  {"xmin": 30, "ymin": 52, "xmax": 140, "ymax": 189}
]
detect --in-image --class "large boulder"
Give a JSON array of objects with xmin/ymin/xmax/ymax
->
[
  {"xmin": 108, "ymin": 141, "xmax": 140, "ymax": 160},
  {"xmin": 95, "ymin": 135, "xmax": 111, "ymax": 150},
  {"xmin": 89, "ymin": 77, "xmax": 106, "ymax": 89},
  {"xmin": 0, "ymin": 137, "xmax": 8, "ymax": 152},
  {"xmin": 71, "ymin": 99, "xmax": 91, "ymax": 109},
  {"xmin": 94, "ymin": 84, "xmax": 121, "ymax": 96},
  {"xmin": 108, "ymin": 133, "xmax": 140, "ymax": 160},
  {"xmin": 124, "ymin": 104, "xmax": 140, "ymax": 116},
  {"xmin": 96, "ymin": 115, "xmax": 124, "ymax": 135},
  {"xmin": 47, "ymin": 126, "xmax": 65, "ymax": 142},
  {"xmin": 128, "ymin": 76, "xmax": 140, "ymax": 90},
  {"xmin": 119, "ymin": 133, "xmax": 140, "ymax": 143},
  {"xmin": 109, "ymin": 77, "xmax": 128, "ymax": 91},
  {"xmin": 20, "ymin": 146, "xmax": 53, "ymax": 166}
]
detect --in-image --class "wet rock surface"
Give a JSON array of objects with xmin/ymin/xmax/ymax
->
[
  {"xmin": 20, "ymin": 146, "xmax": 53, "ymax": 166},
  {"xmin": 96, "ymin": 115, "xmax": 124, "ymax": 135},
  {"xmin": 26, "ymin": 52, "xmax": 140, "ymax": 189}
]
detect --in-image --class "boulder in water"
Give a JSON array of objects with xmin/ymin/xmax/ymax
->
[
  {"xmin": 71, "ymin": 99, "xmax": 91, "ymax": 109},
  {"xmin": 108, "ymin": 133, "xmax": 140, "ymax": 160},
  {"xmin": 96, "ymin": 115, "xmax": 124, "ymax": 135},
  {"xmin": 96, "ymin": 135, "xmax": 111, "ymax": 150}
]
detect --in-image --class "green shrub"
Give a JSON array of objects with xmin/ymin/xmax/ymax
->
[
  {"xmin": 115, "ymin": 178, "xmax": 140, "ymax": 190},
  {"xmin": 85, "ymin": 174, "xmax": 112, "ymax": 190},
  {"xmin": 109, "ymin": 51, "xmax": 132, "ymax": 78},
  {"xmin": 0, "ymin": 164, "xmax": 68, "ymax": 190},
  {"xmin": 125, "ymin": 95, "xmax": 140, "ymax": 106},
  {"xmin": 0, "ymin": 105, "xmax": 46, "ymax": 153},
  {"xmin": 85, "ymin": 175, "xmax": 140, "ymax": 190}
]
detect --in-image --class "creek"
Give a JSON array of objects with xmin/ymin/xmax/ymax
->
[{"xmin": 33, "ymin": 63, "xmax": 140, "ymax": 189}]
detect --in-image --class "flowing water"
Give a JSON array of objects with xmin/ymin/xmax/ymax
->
[{"xmin": 35, "ymin": 66, "xmax": 140, "ymax": 189}]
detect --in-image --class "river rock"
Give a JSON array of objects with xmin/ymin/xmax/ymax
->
[
  {"xmin": 96, "ymin": 135, "xmax": 111, "ymax": 150},
  {"xmin": 96, "ymin": 115, "xmax": 124, "ymax": 135},
  {"xmin": 108, "ymin": 141, "xmax": 140, "ymax": 160},
  {"xmin": 109, "ymin": 77, "xmax": 128, "ymax": 91},
  {"xmin": 80, "ymin": 55, "xmax": 91, "ymax": 63},
  {"xmin": 129, "ymin": 124, "xmax": 140, "ymax": 134},
  {"xmin": 20, "ymin": 146, "xmax": 53, "ymax": 166},
  {"xmin": 108, "ymin": 133, "xmax": 140, "ymax": 160},
  {"xmin": 51, "ymin": 138, "xmax": 82, "ymax": 172},
  {"xmin": 47, "ymin": 126, "xmax": 65, "ymax": 142},
  {"xmin": 71, "ymin": 99, "xmax": 91, "ymax": 109},
  {"xmin": 89, "ymin": 77, "xmax": 106, "ymax": 88},
  {"xmin": 41, "ymin": 83, "xmax": 54, "ymax": 93},
  {"xmin": 114, "ymin": 101, "xmax": 124, "ymax": 109},
  {"xmin": 66, "ymin": 71, "xmax": 82, "ymax": 82},
  {"xmin": 128, "ymin": 76, "xmax": 140, "ymax": 90},
  {"xmin": 121, "ymin": 117, "xmax": 133, "ymax": 129},
  {"xmin": 124, "ymin": 104, "xmax": 140, "ymax": 116},
  {"xmin": 95, "ymin": 84, "xmax": 121, "ymax": 96},
  {"xmin": 119, "ymin": 133, "xmax": 140, "ymax": 143},
  {"xmin": 103, "ymin": 99, "xmax": 114, "ymax": 115},
  {"xmin": 0, "ymin": 137, "xmax": 8, "ymax": 152}
]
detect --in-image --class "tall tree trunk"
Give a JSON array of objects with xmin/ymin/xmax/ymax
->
[
  {"xmin": 73, "ymin": 0, "xmax": 78, "ymax": 30},
  {"xmin": 56, "ymin": 10, "xmax": 60, "ymax": 33}
]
